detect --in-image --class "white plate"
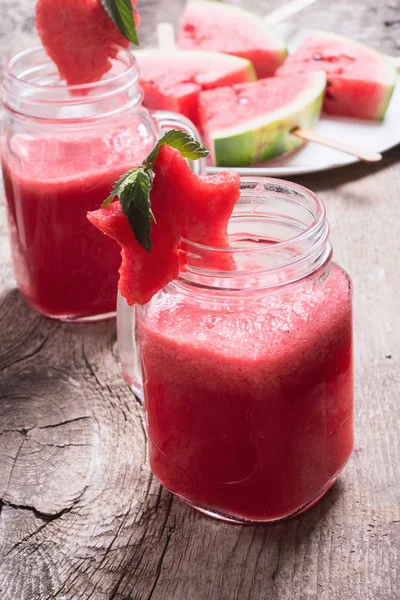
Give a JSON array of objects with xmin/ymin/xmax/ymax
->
[{"xmin": 207, "ymin": 28, "xmax": 400, "ymax": 177}]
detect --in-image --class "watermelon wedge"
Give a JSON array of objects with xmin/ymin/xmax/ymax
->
[
  {"xmin": 135, "ymin": 49, "xmax": 256, "ymax": 128},
  {"xmin": 36, "ymin": 0, "xmax": 140, "ymax": 86},
  {"xmin": 177, "ymin": 0, "xmax": 287, "ymax": 79},
  {"xmin": 277, "ymin": 30, "xmax": 397, "ymax": 120},
  {"xmin": 199, "ymin": 72, "xmax": 326, "ymax": 167},
  {"xmin": 87, "ymin": 145, "xmax": 240, "ymax": 305}
]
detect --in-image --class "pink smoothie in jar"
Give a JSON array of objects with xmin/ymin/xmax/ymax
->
[
  {"xmin": 139, "ymin": 264, "xmax": 352, "ymax": 522},
  {"xmin": 2, "ymin": 131, "xmax": 153, "ymax": 320},
  {"xmin": 1, "ymin": 47, "xmax": 157, "ymax": 320},
  {"xmin": 122, "ymin": 178, "xmax": 354, "ymax": 523}
]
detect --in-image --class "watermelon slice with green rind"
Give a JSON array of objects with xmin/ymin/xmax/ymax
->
[
  {"xmin": 36, "ymin": 0, "xmax": 139, "ymax": 86},
  {"xmin": 87, "ymin": 145, "xmax": 240, "ymax": 305},
  {"xmin": 135, "ymin": 49, "xmax": 256, "ymax": 128},
  {"xmin": 277, "ymin": 30, "xmax": 397, "ymax": 120},
  {"xmin": 177, "ymin": 0, "xmax": 287, "ymax": 79},
  {"xmin": 199, "ymin": 72, "xmax": 326, "ymax": 167}
]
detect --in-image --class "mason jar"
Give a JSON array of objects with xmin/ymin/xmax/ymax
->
[
  {"xmin": 1, "ymin": 46, "xmax": 201, "ymax": 321},
  {"xmin": 117, "ymin": 177, "xmax": 354, "ymax": 523}
]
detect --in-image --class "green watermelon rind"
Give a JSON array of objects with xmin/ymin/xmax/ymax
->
[
  {"xmin": 204, "ymin": 72, "xmax": 327, "ymax": 168},
  {"xmin": 287, "ymin": 30, "xmax": 397, "ymax": 121},
  {"xmin": 133, "ymin": 48, "xmax": 257, "ymax": 83},
  {"xmin": 183, "ymin": 0, "xmax": 287, "ymax": 58},
  {"xmin": 377, "ymin": 85, "xmax": 396, "ymax": 120}
]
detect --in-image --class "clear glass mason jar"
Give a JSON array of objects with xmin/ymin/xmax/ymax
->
[
  {"xmin": 1, "ymin": 46, "xmax": 202, "ymax": 321},
  {"xmin": 117, "ymin": 177, "xmax": 354, "ymax": 524}
]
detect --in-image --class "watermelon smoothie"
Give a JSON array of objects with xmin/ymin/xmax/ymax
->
[
  {"xmin": 1, "ymin": 47, "xmax": 185, "ymax": 320},
  {"xmin": 129, "ymin": 179, "xmax": 353, "ymax": 522},
  {"xmin": 2, "ymin": 132, "xmax": 153, "ymax": 320}
]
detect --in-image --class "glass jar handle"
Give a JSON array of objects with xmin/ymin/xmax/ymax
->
[
  {"xmin": 117, "ymin": 111, "xmax": 206, "ymax": 402},
  {"xmin": 152, "ymin": 110, "xmax": 206, "ymax": 176},
  {"xmin": 117, "ymin": 290, "xmax": 144, "ymax": 401}
]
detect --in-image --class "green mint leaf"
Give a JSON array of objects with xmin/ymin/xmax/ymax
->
[
  {"xmin": 101, "ymin": 0, "xmax": 139, "ymax": 45},
  {"xmin": 145, "ymin": 130, "xmax": 209, "ymax": 164},
  {"xmin": 102, "ymin": 132, "xmax": 210, "ymax": 252},
  {"xmin": 119, "ymin": 169, "xmax": 153, "ymax": 251},
  {"xmin": 101, "ymin": 167, "xmax": 138, "ymax": 207}
]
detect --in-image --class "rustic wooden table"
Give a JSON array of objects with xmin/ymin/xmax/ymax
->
[{"xmin": 0, "ymin": 1, "xmax": 399, "ymax": 599}]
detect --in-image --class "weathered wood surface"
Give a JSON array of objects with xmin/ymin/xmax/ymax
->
[{"xmin": 0, "ymin": 0, "xmax": 399, "ymax": 598}]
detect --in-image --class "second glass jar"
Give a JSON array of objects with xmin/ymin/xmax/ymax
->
[
  {"xmin": 118, "ymin": 178, "xmax": 354, "ymax": 523},
  {"xmin": 1, "ymin": 46, "xmax": 202, "ymax": 321}
]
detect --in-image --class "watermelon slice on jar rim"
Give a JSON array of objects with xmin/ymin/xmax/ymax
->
[
  {"xmin": 36, "ymin": 0, "xmax": 140, "ymax": 86},
  {"xmin": 87, "ymin": 145, "xmax": 241, "ymax": 306}
]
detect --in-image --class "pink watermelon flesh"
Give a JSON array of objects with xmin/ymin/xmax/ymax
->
[
  {"xmin": 177, "ymin": 0, "xmax": 287, "ymax": 79},
  {"xmin": 277, "ymin": 31, "xmax": 396, "ymax": 120},
  {"xmin": 135, "ymin": 50, "xmax": 256, "ymax": 128},
  {"xmin": 36, "ymin": 0, "xmax": 140, "ymax": 86},
  {"xmin": 199, "ymin": 73, "xmax": 323, "ymax": 132},
  {"xmin": 87, "ymin": 145, "xmax": 240, "ymax": 305}
]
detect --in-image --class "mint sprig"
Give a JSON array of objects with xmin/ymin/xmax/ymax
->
[
  {"xmin": 102, "ymin": 130, "xmax": 209, "ymax": 251},
  {"xmin": 146, "ymin": 129, "xmax": 210, "ymax": 163},
  {"xmin": 101, "ymin": 0, "xmax": 139, "ymax": 45}
]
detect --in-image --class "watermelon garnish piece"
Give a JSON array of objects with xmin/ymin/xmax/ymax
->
[
  {"xmin": 87, "ymin": 197, "xmax": 180, "ymax": 305},
  {"xmin": 177, "ymin": 0, "xmax": 287, "ymax": 79},
  {"xmin": 87, "ymin": 133, "xmax": 240, "ymax": 305},
  {"xmin": 36, "ymin": 0, "xmax": 140, "ymax": 86},
  {"xmin": 135, "ymin": 49, "xmax": 256, "ymax": 128},
  {"xmin": 277, "ymin": 31, "xmax": 397, "ymax": 120},
  {"xmin": 198, "ymin": 72, "xmax": 326, "ymax": 167}
]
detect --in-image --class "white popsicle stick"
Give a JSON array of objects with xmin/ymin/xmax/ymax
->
[
  {"xmin": 292, "ymin": 128, "xmax": 382, "ymax": 163},
  {"xmin": 265, "ymin": 0, "xmax": 319, "ymax": 25},
  {"xmin": 157, "ymin": 22, "xmax": 177, "ymax": 50}
]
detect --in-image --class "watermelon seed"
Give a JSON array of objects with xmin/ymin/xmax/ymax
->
[
  {"xmin": 238, "ymin": 97, "xmax": 249, "ymax": 104},
  {"xmin": 313, "ymin": 54, "xmax": 322, "ymax": 61},
  {"xmin": 384, "ymin": 19, "xmax": 400, "ymax": 27}
]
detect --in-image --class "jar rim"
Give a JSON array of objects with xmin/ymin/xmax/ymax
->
[
  {"xmin": 181, "ymin": 177, "xmax": 326, "ymax": 254},
  {"xmin": 4, "ymin": 45, "xmax": 138, "ymax": 94},
  {"xmin": 178, "ymin": 176, "xmax": 332, "ymax": 290},
  {"xmin": 3, "ymin": 45, "xmax": 142, "ymax": 121}
]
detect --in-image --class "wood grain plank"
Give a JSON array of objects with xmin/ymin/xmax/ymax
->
[{"xmin": 0, "ymin": 1, "xmax": 399, "ymax": 599}]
